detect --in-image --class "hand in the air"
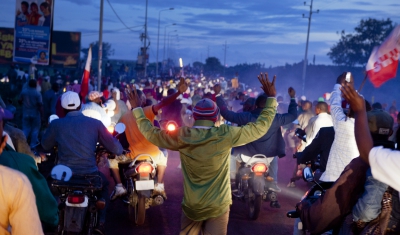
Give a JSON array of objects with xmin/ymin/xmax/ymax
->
[{"xmin": 258, "ymin": 73, "xmax": 276, "ymax": 97}]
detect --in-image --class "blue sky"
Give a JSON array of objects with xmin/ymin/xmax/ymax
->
[{"xmin": 1, "ymin": 0, "xmax": 399, "ymax": 67}]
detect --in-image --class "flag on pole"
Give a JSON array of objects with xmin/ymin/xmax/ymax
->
[
  {"xmin": 366, "ymin": 25, "xmax": 400, "ymax": 87},
  {"xmin": 80, "ymin": 46, "xmax": 92, "ymax": 102}
]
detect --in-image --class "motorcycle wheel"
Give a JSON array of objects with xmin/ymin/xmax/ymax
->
[
  {"xmin": 246, "ymin": 188, "xmax": 262, "ymax": 220},
  {"xmin": 128, "ymin": 193, "xmax": 146, "ymax": 225}
]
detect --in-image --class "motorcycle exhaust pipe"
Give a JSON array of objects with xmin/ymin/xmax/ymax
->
[{"xmin": 152, "ymin": 195, "xmax": 164, "ymax": 206}]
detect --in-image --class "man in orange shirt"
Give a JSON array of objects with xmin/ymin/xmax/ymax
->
[{"xmin": 109, "ymin": 78, "xmax": 188, "ymax": 199}]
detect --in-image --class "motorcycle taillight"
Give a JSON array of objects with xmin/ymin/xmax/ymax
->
[
  {"xmin": 67, "ymin": 195, "xmax": 85, "ymax": 204},
  {"xmin": 136, "ymin": 163, "xmax": 153, "ymax": 174},
  {"xmin": 167, "ymin": 123, "xmax": 176, "ymax": 131},
  {"xmin": 252, "ymin": 163, "xmax": 267, "ymax": 173}
]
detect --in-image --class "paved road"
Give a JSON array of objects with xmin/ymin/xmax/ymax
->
[{"xmin": 104, "ymin": 150, "xmax": 310, "ymax": 235}]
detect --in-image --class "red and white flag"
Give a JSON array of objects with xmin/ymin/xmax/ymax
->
[
  {"xmin": 366, "ymin": 26, "xmax": 400, "ymax": 87},
  {"xmin": 80, "ymin": 46, "xmax": 92, "ymax": 102}
]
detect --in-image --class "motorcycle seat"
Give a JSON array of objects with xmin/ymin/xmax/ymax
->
[
  {"xmin": 238, "ymin": 154, "xmax": 273, "ymax": 166},
  {"xmin": 135, "ymin": 154, "xmax": 153, "ymax": 161},
  {"xmin": 51, "ymin": 174, "xmax": 103, "ymax": 191}
]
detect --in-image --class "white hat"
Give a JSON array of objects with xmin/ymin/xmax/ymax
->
[
  {"xmin": 61, "ymin": 91, "xmax": 81, "ymax": 110},
  {"xmin": 48, "ymin": 114, "xmax": 59, "ymax": 123}
]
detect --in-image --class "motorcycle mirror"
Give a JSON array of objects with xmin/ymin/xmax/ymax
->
[
  {"xmin": 114, "ymin": 123, "xmax": 126, "ymax": 134},
  {"xmin": 51, "ymin": 165, "xmax": 72, "ymax": 181},
  {"xmin": 302, "ymin": 167, "xmax": 314, "ymax": 182}
]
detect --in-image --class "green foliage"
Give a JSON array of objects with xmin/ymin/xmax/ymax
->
[
  {"xmin": 204, "ymin": 57, "xmax": 223, "ymax": 74},
  {"xmin": 81, "ymin": 41, "xmax": 115, "ymax": 60},
  {"xmin": 327, "ymin": 18, "xmax": 394, "ymax": 67},
  {"xmin": 192, "ymin": 61, "xmax": 204, "ymax": 69}
]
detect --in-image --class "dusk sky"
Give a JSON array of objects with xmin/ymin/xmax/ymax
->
[{"xmin": 1, "ymin": 0, "xmax": 399, "ymax": 67}]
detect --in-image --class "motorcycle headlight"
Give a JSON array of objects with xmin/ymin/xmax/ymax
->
[{"xmin": 313, "ymin": 190, "xmax": 322, "ymax": 197}]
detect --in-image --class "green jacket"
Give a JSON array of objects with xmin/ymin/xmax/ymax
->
[
  {"xmin": 0, "ymin": 145, "xmax": 59, "ymax": 228},
  {"xmin": 132, "ymin": 98, "xmax": 277, "ymax": 221}
]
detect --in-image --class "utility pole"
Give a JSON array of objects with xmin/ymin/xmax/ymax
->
[
  {"xmin": 143, "ymin": 0, "xmax": 148, "ymax": 78},
  {"xmin": 97, "ymin": 0, "xmax": 104, "ymax": 91},
  {"xmin": 223, "ymin": 41, "xmax": 228, "ymax": 76},
  {"xmin": 156, "ymin": 8, "xmax": 174, "ymax": 78},
  {"xmin": 301, "ymin": 0, "xmax": 319, "ymax": 96}
]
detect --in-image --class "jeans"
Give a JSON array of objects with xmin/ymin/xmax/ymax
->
[
  {"xmin": 352, "ymin": 168, "xmax": 388, "ymax": 222},
  {"xmin": 22, "ymin": 115, "xmax": 41, "ymax": 148},
  {"xmin": 269, "ymin": 156, "xmax": 278, "ymax": 183},
  {"xmin": 97, "ymin": 171, "xmax": 109, "ymax": 224}
]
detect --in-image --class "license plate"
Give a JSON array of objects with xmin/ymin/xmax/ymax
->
[{"xmin": 135, "ymin": 180, "xmax": 154, "ymax": 191}]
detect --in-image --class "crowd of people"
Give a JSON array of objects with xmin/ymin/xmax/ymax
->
[{"xmin": 0, "ymin": 65, "xmax": 400, "ymax": 234}]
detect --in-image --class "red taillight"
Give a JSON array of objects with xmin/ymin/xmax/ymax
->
[
  {"xmin": 252, "ymin": 163, "xmax": 267, "ymax": 173},
  {"xmin": 136, "ymin": 163, "xmax": 153, "ymax": 174},
  {"xmin": 167, "ymin": 123, "xmax": 176, "ymax": 131},
  {"xmin": 67, "ymin": 195, "xmax": 85, "ymax": 204}
]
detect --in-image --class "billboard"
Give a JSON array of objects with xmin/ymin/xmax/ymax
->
[
  {"xmin": 13, "ymin": 0, "xmax": 54, "ymax": 65},
  {"xmin": 1, "ymin": 27, "xmax": 81, "ymax": 67},
  {"xmin": 50, "ymin": 31, "xmax": 81, "ymax": 67},
  {"xmin": 0, "ymin": 28, "xmax": 14, "ymax": 63}
]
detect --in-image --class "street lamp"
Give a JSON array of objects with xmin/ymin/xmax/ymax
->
[
  {"xmin": 156, "ymin": 8, "xmax": 174, "ymax": 78},
  {"xmin": 162, "ymin": 24, "xmax": 176, "ymax": 75},
  {"xmin": 167, "ymin": 31, "xmax": 177, "ymax": 62},
  {"xmin": 143, "ymin": 0, "xmax": 149, "ymax": 78},
  {"xmin": 167, "ymin": 33, "xmax": 178, "ymax": 61},
  {"xmin": 163, "ymin": 24, "xmax": 176, "ymax": 63}
]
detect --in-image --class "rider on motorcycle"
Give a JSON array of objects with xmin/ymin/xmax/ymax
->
[
  {"xmin": 109, "ymin": 79, "xmax": 188, "ymax": 200},
  {"xmin": 215, "ymin": 85, "xmax": 298, "ymax": 201},
  {"xmin": 41, "ymin": 91, "xmax": 123, "ymax": 232},
  {"xmin": 127, "ymin": 74, "xmax": 278, "ymax": 234},
  {"xmin": 294, "ymin": 126, "xmax": 335, "ymax": 178}
]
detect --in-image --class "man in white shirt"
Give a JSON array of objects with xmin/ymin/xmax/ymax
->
[
  {"xmin": 297, "ymin": 101, "xmax": 314, "ymax": 131},
  {"xmin": 301, "ymin": 102, "xmax": 333, "ymax": 151},
  {"xmin": 341, "ymin": 82, "xmax": 400, "ymax": 192},
  {"xmin": 320, "ymin": 73, "xmax": 360, "ymax": 182}
]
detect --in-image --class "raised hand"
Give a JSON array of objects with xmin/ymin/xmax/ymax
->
[
  {"xmin": 177, "ymin": 77, "xmax": 188, "ymax": 94},
  {"xmin": 258, "ymin": 73, "xmax": 276, "ymax": 97},
  {"xmin": 125, "ymin": 84, "xmax": 141, "ymax": 109},
  {"xmin": 213, "ymin": 84, "xmax": 222, "ymax": 96},
  {"xmin": 340, "ymin": 82, "xmax": 364, "ymax": 112},
  {"xmin": 336, "ymin": 72, "xmax": 354, "ymax": 86},
  {"xmin": 288, "ymin": 87, "xmax": 296, "ymax": 98}
]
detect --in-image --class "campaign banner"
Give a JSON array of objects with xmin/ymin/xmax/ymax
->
[
  {"xmin": 0, "ymin": 28, "xmax": 14, "ymax": 63},
  {"xmin": 13, "ymin": 0, "xmax": 54, "ymax": 65},
  {"xmin": 51, "ymin": 31, "xmax": 81, "ymax": 67}
]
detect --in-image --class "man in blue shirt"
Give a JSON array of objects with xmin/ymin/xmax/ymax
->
[
  {"xmin": 42, "ymin": 91, "xmax": 123, "ymax": 232},
  {"xmin": 19, "ymin": 79, "xmax": 43, "ymax": 149},
  {"xmin": 215, "ymin": 85, "xmax": 298, "ymax": 208}
]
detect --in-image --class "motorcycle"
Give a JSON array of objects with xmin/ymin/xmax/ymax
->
[
  {"xmin": 232, "ymin": 154, "xmax": 279, "ymax": 220},
  {"xmin": 51, "ymin": 165, "xmax": 104, "ymax": 235},
  {"xmin": 115, "ymin": 121, "xmax": 175, "ymax": 225},
  {"xmin": 286, "ymin": 167, "xmax": 334, "ymax": 234},
  {"xmin": 50, "ymin": 123, "xmax": 127, "ymax": 235}
]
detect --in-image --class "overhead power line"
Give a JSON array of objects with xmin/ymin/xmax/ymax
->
[
  {"xmin": 106, "ymin": 0, "xmax": 138, "ymax": 32},
  {"xmin": 82, "ymin": 25, "xmax": 144, "ymax": 36}
]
